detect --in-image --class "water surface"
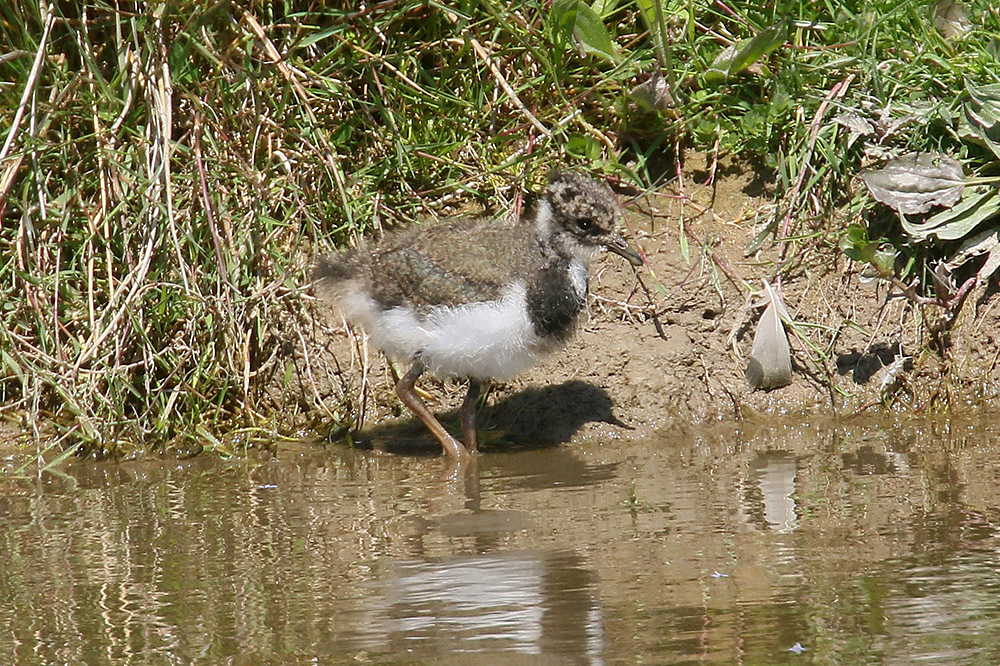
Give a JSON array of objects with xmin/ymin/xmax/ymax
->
[{"xmin": 4, "ymin": 416, "xmax": 1000, "ymax": 664}]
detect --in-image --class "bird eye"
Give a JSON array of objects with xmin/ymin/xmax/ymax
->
[{"xmin": 576, "ymin": 217, "xmax": 595, "ymax": 233}]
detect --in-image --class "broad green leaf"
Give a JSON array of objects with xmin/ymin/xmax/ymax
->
[
  {"xmin": 704, "ymin": 21, "xmax": 788, "ymax": 84},
  {"xmin": 591, "ymin": 0, "xmax": 620, "ymax": 16},
  {"xmin": 553, "ymin": 0, "xmax": 620, "ymax": 63},
  {"xmin": 634, "ymin": 0, "xmax": 655, "ymax": 31},
  {"xmin": 870, "ymin": 243, "xmax": 898, "ymax": 276},
  {"xmin": 860, "ymin": 152, "xmax": 965, "ymax": 216},
  {"xmin": 901, "ymin": 185, "xmax": 1000, "ymax": 241},
  {"xmin": 839, "ymin": 224, "xmax": 868, "ymax": 261},
  {"xmin": 964, "ymin": 81, "xmax": 1000, "ymax": 160},
  {"xmin": 840, "ymin": 225, "xmax": 897, "ymax": 275},
  {"xmin": 567, "ymin": 133, "xmax": 603, "ymax": 161},
  {"xmin": 966, "ymin": 81, "xmax": 1000, "ymax": 118},
  {"xmin": 634, "ymin": 0, "xmax": 663, "ymax": 57}
]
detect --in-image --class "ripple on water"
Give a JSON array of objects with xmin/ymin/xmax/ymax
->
[{"xmin": 3, "ymin": 417, "xmax": 1000, "ymax": 664}]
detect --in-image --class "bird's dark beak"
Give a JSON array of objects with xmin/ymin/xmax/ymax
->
[{"xmin": 606, "ymin": 233, "xmax": 644, "ymax": 267}]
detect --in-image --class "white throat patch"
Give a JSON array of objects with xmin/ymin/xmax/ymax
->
[{"xmin": 568, "ymin": 258, "xmax": 589, "ymax": 299}]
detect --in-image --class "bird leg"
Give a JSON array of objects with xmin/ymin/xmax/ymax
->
[
  {"xmin": 460, "ymin": 379, "xmax": 482, "ymax": 453},
  {"xmin": 395, "ymin": 362, "xmax": 470, "ymax": 460}
]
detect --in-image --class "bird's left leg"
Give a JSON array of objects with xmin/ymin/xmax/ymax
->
[{"xmin": 459, "ymin": 379, "xmax": 483, "ymax": 453}]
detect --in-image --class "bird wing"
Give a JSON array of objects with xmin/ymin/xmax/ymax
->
[{"xmin": 369, "ymin": 219, "xmax": 537, "ymax": 308}]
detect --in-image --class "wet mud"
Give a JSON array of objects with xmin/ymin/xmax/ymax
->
[{"xmin": 291, "ymin": 154, "xmax": 1000, "ymax": 451}]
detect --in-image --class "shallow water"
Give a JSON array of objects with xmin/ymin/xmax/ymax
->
[{"xmin": 4, "ymin": 416, "xmax": 1000, "ymax": 665}]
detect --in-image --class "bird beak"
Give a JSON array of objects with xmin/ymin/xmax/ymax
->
[{"xmin": 606, "ymin": 233, "xmax": 644, "ymax": 267}]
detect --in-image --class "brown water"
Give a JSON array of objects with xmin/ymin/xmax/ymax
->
[{"xmin": 4, "ymin": 416, "xmax": 1000, "ymax": 665}]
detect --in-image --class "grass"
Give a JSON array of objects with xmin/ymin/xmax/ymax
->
[{"xmin": 2, "ymin": 0, "xmax": 999, "ymax": 459}]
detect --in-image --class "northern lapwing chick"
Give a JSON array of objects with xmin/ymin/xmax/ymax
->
[{"xmin": 315, "ymin": 171, "xmax": 642, "ymax": 460}]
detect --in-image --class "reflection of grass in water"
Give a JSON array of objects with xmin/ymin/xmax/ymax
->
[
  {"xmin": 3, "ymin": 1, "xmax": 997, "ymax": 460},
  {"xmin": 622, "ymin": 479, "xmax": 654, "ymax": 512}
]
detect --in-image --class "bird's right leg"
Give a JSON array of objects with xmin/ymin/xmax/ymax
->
[{"xmin": 395, "ymin": 362, "xmax": 471, "ymax": 460}]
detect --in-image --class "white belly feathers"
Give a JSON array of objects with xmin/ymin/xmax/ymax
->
[{"xmin": 335, "ymin": 280, "xmax": 562, "ymax": 381}]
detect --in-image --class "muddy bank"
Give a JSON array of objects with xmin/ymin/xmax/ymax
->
[{"xmin": 284, "ymin": 156, "xmax": 1000, "ymax": 449}]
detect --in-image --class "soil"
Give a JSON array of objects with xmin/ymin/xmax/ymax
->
[{"xmin": 284, "ymin": 153, "xmax": 1000, "ymax": 451}]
